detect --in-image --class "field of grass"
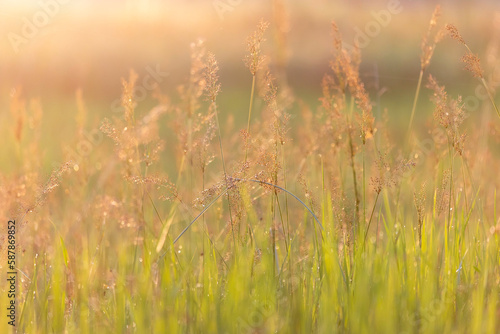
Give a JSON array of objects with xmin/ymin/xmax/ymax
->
[{"xmin": 1, "ymin": 1, "xmax": 500, "ymax": 333}]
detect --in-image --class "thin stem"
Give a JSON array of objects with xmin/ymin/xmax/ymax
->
[
  {"xmin": 245, "ymin": 75, "xmax": 257, "ymax": 163},
  {"xmin": 394, "ymin": 68, "xmax": 424, "ymax": 230},
  {"xmin": 461, "ymin": 43, "xmax": 499, "ymax": 119},
  {"xmin": 447, "ymin": 137, "xmax": 454, "ymax": 232},
  {"xmin": 345, "ymin": 103, "xmax": 360, "ymax": 227},
  {"xmin": 281, "ymin": 143, "xmax": 290, "ymax": 245},
  {"xmin": 280, "ymin": 141, "xmax": 292, "ymax": 278},
  {"xmin": 362, "ymin": 143, "xmax": 366, "ymax": 228},
  {"xmin": 201, "ymin": 169, "xmax": 228, "ymax": 270},
  {"xmin": 480, "ymin": 77, "xmax": 500, "ymax": 119},
  {"xmin": 213, "ymin": 101, "xmax": 236, "ymax": 247},
  {"xmin": 460, "ymin": 156, "xmax": 468, "ymax": 214},
  {"xmin": 364, "ymin": 191, "xmax": 380, "ymax": 247},
  {"xmin": 187, "ymin": 117, "xmax": 193, "ymax": 203},
  {"xmin": 171, "ymin": 189, "xmax": 227, "ymax": 247},
  {"xmin": 275, "ymin": 194, "xmax": 289, "ymax": 251},
  {"xmin": 418, "ymin": 218, "xmax": 422, "ymax": 250},
  {"xmin": 407, "ymin": 69, "xmax": 424, "ymax": 148}
]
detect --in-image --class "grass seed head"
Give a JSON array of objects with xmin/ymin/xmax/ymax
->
[
  {"xmin": 244, "ymin": 19, "xmax": 270, "ymax": 76},
  {"xmin": 420, "ymin": 5, "xmax": 445, "ymax": 71},
  {"xmin": 461, "ymin": 52, "xmax": 484, "ymax": 78},
  {"xmin": 204, "ymin": 52, "xmax": 221, "ymax": 102},
  {"xmin": 194, "ymin": 107, "xmax": 217, "ymax": 173},
  {"xmin": 436, "ymin": 169, "xmax": 451, "ymax": 216},
  {"xmin": 182, "ymin": 39, "xmax": 207, "ymax": 117},
  {"xmin": 427, "ymin": 75, "xmax": 450, "ymax": 128},
  {"xmin": 446, "ymin": 24, "xmax": 466, "ymax": 45},
  {"xmin": 121, "ymin": 70, "xmax": 138, "ymax": 125},
  {"xmin": 336, "ymin": 47, "xmax": 374, "ymax": 143},
  {"xmin": 414, "ymin": 182, "xmax": 427, "ymax": 246},
  {"xmin": 32, "ymin": 162, "xmax": 73, "ymax": 211},
  {"xmin": 371, "ymin": 152, "xmax": 415, "ymax": 194},
  {"xmin": 427, "ymin": 75, "xmax": 467, "ymax": 155},
  {"xmin": 331, "ymin": 21, "xmax": 342, "ymax": 53},
  {"xmin": 414, "ymin": 182, "xmax": 427, "ymax": 225}
]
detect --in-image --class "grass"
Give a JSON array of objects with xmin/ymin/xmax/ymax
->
[{"xmin": 1, "ymin": 5, "xmax": 500, "ymax": 334}]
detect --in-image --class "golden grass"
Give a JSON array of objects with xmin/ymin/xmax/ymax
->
[{"xmin": 0, "ymin": 3, "xmax": 499, "ymax": 333}]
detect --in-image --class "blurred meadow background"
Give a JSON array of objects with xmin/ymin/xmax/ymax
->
[
  {"xmin": 1, "ymin": 0, "xmax": 500, "ymax": 333},
  {"xmin": 1, "ymin": 0, "xmax": 499, "ymax": 170}
]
